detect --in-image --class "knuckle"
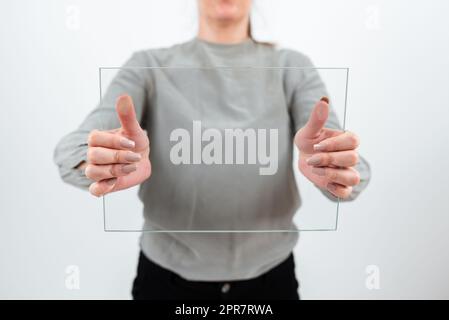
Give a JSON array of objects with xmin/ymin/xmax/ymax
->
[
  {"xmin": 91, "ymin": 148, "xmax": 102, "ymax": 162},
  {"xmin": 88, "ymin": 130, "xmax": 99, "ymax": 146},
  {"xmin": 351, "ymin": 151, "xmax": 359, "ymax": 165},
  {"xmin": 352, "ymin": 171, "xmax": 361, "ymax": 185},
  {"xmin": 346, "ymin": 169, "xmax": 360, "ymax": 186},
  {"xmin": 114, "ymin": 150, "xmax": 121, "ymax": 163},
  {"xmin": 108, "ymin": 165, "xmax": 114, "ymax": 177},
  {"xmin": 109, "ymin": 164, "xmax": 119, "ymax": 177},
  {"xmin": 325, "ymin": 153, "xmax": 334, "ymax": 165},
  {"xmin": 348, "ymin": 132, "xmax": 360, "ymax": 148},
  {"xmin": 86, "ymin": 148, "xmax": 95, "ymax": 163},
  {"xmin": 341, "ymin": 187, "xmax": 353, "ymax": 199},
  {"xmin": 328, "ymin": 170, "xmax": 339, "ymax": 181},
  {"xmin": 89, "ymin": 183, "xmax": 100, "ymax": 197},
  {"xmin": 345, "ymin": 151, "xmax": 358, "ymax": 166},
  {"xmin": 84, "ymin": 165, "xmax": 94, "ymax": 179}
]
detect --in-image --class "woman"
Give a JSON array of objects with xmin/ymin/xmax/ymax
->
[{"xmin": 54, "ymin": 0, "xmax": 370, "ymax": 300}]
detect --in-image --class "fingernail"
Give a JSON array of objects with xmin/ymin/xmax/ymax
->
[
  {"xmin": 313, "ymin": 143, "xmax": 326, "ymax": 151},
  {"xmin": 306, "ymin": 154, "xmax": 321, "ymax": 165},
  {"xmin": 106, "ymin": 178, "xmax": 117, "ymax": 186},
  {"xmin": 125, "ymin": 152, "xmax": 141, "ymax": 162},
  {"xmin": 327, "ymin": 183, "xmax": 337, "ymax": 192},
  {"xmin": 320, "ymin": 96, "xmax": 329, "ymax": 104},
  {"xmin": 120, "ymin": 137, "xmax": 135, "ymax": 149},
  {"xmin": 312, "ymin": 167, "xmax": 326, "ymax": 176},
  {"xmin": 122, "ymin": 163, "xmax": 137, "ymax": 174}
]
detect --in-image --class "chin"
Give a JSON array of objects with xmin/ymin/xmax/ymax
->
[{"xmin": 210, "ymin": 0, "xmax": 247, "ymax": 22}]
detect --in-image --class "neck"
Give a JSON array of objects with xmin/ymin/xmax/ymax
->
[{"xmin": 198, "ymin": 15, "xmax": 250, "ymax": 44}]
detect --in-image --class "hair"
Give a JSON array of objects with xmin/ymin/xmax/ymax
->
[{"xmin": 248, "ymin": 9, "xmax": 275, "ymax": 47}]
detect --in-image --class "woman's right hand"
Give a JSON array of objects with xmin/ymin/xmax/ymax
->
[{"xmin": 84, "ymin": 95, "xmax": 151, "ymax": 196}]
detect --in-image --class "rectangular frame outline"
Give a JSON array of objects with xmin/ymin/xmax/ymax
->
[{"xmin": 98, "ymin": 66, "xmax": 350, "ymax": 233}]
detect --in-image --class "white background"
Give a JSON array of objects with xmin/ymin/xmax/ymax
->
[{"xmin": 1, "ymin": 0, "xmax": 448, "ymax": 299}]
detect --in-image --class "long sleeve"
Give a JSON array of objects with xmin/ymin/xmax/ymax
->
[
  {"xmin": 53, "ymin": 51, "xmax": 150, "ymax": 189},
  {"xmin": 283, "ymin": 51, "xmax": 371, "ymax": 201}
]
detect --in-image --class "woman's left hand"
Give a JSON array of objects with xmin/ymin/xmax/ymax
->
[{"xmin": 294, "ymin": 97, "xmax": 361, "ymax": 199}]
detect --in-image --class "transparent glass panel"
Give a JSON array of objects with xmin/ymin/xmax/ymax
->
[{"xmin": 98, "ymin": 67, "xmax": 348, "ymax": 232}]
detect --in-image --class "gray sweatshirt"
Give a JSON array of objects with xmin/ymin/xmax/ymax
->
[{"xmin": 54, "ymin": 38, "xmax": 370, "ymax": 281}]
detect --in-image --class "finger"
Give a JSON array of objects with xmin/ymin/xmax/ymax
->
[
  {"xmin": 87, "ymin": 147, "xmax": 141, "ymax": 165},
  {"xmin": 299, "ymin": 97, "xmax": 329, "ymax": 138},
  {"xmin": 88, "ymin": 130, "xmax": 135, "ymax": 149},
  {"xmin": 326, "ymin": 183, "xmax": 353, "ymax": 199},
  {"xmin": 85, "ymin": 163, "xmax": 137, "ymax": 181},
  {"xmin": 313, "ymin": 131, "xmax": 359, "ymax": 152},
  {"xmin": 89, "ymin": 178, "xmax": 117, "ymax": 197},
  {"xmin": 312, "ymin": 166, "xmax": 361, "ymax": 186},
  {"xmin": 306, "ymin": 150, "xmax": 359, "ymax": 167},
  {"xmin": 116, "ymin": 95, "xmax": 142, "ymax": 135}
]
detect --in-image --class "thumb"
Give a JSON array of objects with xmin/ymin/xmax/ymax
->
[
  {"xmin": 300, "ymin": 97, "xmax": 329, "ymax": 138},
  {"xmin": 116, "ymin": 94, "xmax": 142, "ymax": 135}
]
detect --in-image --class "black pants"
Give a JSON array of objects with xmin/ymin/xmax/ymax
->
[{"xmin": 132, "ymin": 252, "xmax": 299, "ymax": 300}]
